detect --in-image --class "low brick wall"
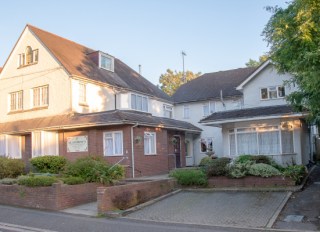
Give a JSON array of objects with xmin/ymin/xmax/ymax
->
[
  {"xmin": 208, "ymin": 176, "xmax": 295, "ymax": 188},
  {"xmin": 0, "ymin": 183, "xmax": 100, "ymax": 210},
  {"xmin": 97, "ymin": 179, "xmax": 176, "ymax": 214}
]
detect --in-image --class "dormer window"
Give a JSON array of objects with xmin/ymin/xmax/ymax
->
[
  {"xmin": 18, "ymin": 46, "xmax": 38, "ymax": 68},
  {"xmin": 99, "ymin": 53, "xmax": 114, "ymax": 72}
]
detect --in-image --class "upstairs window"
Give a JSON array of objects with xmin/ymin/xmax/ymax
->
[
  {"xmin": 183, "ymin": 105, "xmax": 190, "ymax": 119},
  {"xmin": 18, "ymin": 46, "xmax": 38, "ymax": 67},
  {"xmin": 261, "ymin": 86, "xmax": 285, "ymax": 100},
  {"xmin": 203, "ymin": 103, "xmax": 209, "ymax": 117},
  {"xmin": 163, "ymin": 104, "xmax": 173, "ymax": 118},
  {"xmin": 131, "ymin": 93, "xmax": 148, "ymax": 112},
  {"xmin": 33, "ymin": 85, "xmax": 48, "ymax": 108},
  {"xmin": 79, "ymin": 82, "xmax": 87, "ymax": 104},
  {"xmin": 9, "ymin": 91, "xmax": 23, "ymax": 111},
  {"xmin": 100, "ymin": 53, "xmax": 114, "ymax": 72}
]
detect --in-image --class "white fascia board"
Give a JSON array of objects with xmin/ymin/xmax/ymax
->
[{"xmin": 236, "ymin": 60, "xmax": 271, "ymax": 91}]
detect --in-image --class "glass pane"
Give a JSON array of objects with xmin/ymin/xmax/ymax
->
[
  {"xmin": 142, "ymin": 97, "xmax": 148, "ymax": 112},
  {"xmin": 203, "ymin": 104, "xmax": 209, "ymax": 116},
  {"xmin": 150, "ymin": 133, "xmax": 155, "ymax": 154},
  {"xmin": 131, "ymin": 94, "xmax": 136, "ymax": 109},
  {"xmin": 144, "ymin": 137, "xmax": 150, "ymax": 154},
  {"xmin": 269, "ymin": 86, "xmax": 277, "ymax": 99},
  {"xmin": 105, "ymin": 138, "xmax": 113, "ymax": 156},
  {"xmin": 0, "ymin": 135, "xmax": 6, "ymax": 156},
  {"xmin": 33, "ymin": 132, "xmax": 42, "ymax": 157},
  {"xmin": 278, "ymin": 86, "xmax": 285, "ymax": 97},
  {"xmin": 137, "ymin": 96, "xmax": 142, "ymax": 110},
  {"xmin": 184, "ymin": 106, "xmax": 189, "ymax": 118},
  {"xmin": 200, "ymin": 138, "xmax": 207, "ymax": 152},
  {"xmin": 101, "ymin": 56, "xmax": 112, "ymax": 70},
  {"xmin": 229, "ymin": 134, "xmax": 236, "ymax": 156},
  {"xmin": 237, "ymin": 133, "xmax": 258, "ymax": 155},
  {"xmin": 7, "ymin": 135, "xmax": 20, "ymax": 158},
  {"xmin": 114, "ymin": 132, "xmax": 123, "ymax": 155},
  {"xmin": 261, "ymin": 88, "xmax": 268, "ymax": 99},
  {"xmin": 258, "ymin": 131, "xmax": 280, "ymax": 154},
  {"xmin": 281, "ymin": 130, "xmax": 294, "ymax": 154}
]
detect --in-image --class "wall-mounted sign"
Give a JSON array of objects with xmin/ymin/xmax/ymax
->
[{"xmin": 67, "ymin": 136, "xmax": 88, "ymax": 152}]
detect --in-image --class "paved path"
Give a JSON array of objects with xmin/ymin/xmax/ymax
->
[
  {"xmin": 274, "ymin": 165, "xmax": 320, "ymax": 231},
  {"xmin": 125, "ymin": 191, "xmax": 289, "ymax": 228}
]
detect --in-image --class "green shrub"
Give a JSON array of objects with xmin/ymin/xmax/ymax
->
[
  {"xmin": 0, "ymin": 157, "xmax": 25, "ymax": 179},
  {"xmin": 61, "ymin": 176, "xmax": 85, "ymax": 185},
  {"xmin": 18, "ymin": 175, "xmax": 57, "ymax": 187},
  {"xmin": 227, "ymin": 161, "xmax": 253, "ymax": 178},
  {"xmin": 248, "ymin": 163, "xmax": 282, "ymax": 177},
  {"xmin": 64, "ymin": 156, "xmax": 124, "ymax": 184},
  {"xmin": 283, "ymin": 165, "xmax": 307, "ymax": 185},
  {"xmin": 234, "ymin": 155, "xmax": 254, "ymax": 164},
  {"xmin": 169, "ymin": 169, "xmax": 208, "ymax": 186},
  {"xmin": 205, "ymin": 157, "xmax": 231, "ymax": 177},
  {"xmin": 251, "ymin": 155, "xmax": 272, "ymax": 165},
  {"xmin": 0, "ymin": 178, "xmax": 18, "ymax": 185},
  {"xmin": 199, "ymin": 157, "xmax": 213, "ymax": 166},
  {"xmin": 30, "ymin": 156, "xmax": 67, "ymax": 174}
]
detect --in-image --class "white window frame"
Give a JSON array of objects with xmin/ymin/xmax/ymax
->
[
  {"xmin": 9, "ymin": 90, "xmax": 23, "ymax": 112},
  {"xmin": 163, "ymin": 104, "xmax": 173, "ymax": 118},
  {"xmin": 260, "ymin": 86, "xmax": 285, "ymax": 100},
  {"xmin": 131, "ymin": 93, "xmax": 148, "ymax": 112},
  {"xmin": 200, "ymin": 137, "xmax": 213, "ymax": 153},
  {"xmin": 79, "ymin": 82, "xmax": 87, "ymax": 104},
  {"xmin": 103, "ymin": 131, "xmax": 123, "ymax": 156},
  {"xmin": 202, "ymin": 103, "xmax": 210, "ymax": 117},
  {"xmin": 0, "ymin": 135, "xmax": 22, "ymax": 159},
  {"xmin": 183, "ymin": 105, "xmax": 190, "ymax": 119},
  {"xmin": 99, "ymin": 53, "xmax": 114, "ymax": 72},
  {"xmin": 32, "ymin": 85, "xmax": 48, "ymax": 108},
  {"xmin": 144, "ymin": 132, "xmax": 156, "ymax": 155},
  {"xmin": 228, "ymin": 124, "xmax": 294, "ymax": 156},
  {"xmin": 18, "ymin": 47, "xmax": 38, "ymax": 68}
]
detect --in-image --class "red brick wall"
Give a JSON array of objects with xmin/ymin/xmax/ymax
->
[
  {"xmin": 0, "ymin": 183, "xmax": 100, "ymax": 210},
  {"xmin": 97, "ymin": 179, "xmax": 177, "ymax": 213},
  {"xmin": 208, "ymin": 176, "xmax": 295, "ymax": 188}
]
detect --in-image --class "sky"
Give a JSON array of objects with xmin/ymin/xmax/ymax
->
[{"xmin": 0, "ymin": 0, "xmax": 288, "ymax": 85}]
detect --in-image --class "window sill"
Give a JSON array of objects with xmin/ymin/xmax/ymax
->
[
  {"xmin": 26, "ymin": 106, "xmax": 49, "ymax": 112},
  {"xmin": 7, "ymin": 110, "xmax": 24, "ymax": 115},
  {"xmin": 17, "ymin": 62, "xmax": 38, "ymax": 69},
  {"xmin": 79, "ymin": 102, "xmax": 89, "ymax": 107},
  {"xmin": 104, "ymin": 155, "xmax": 124, "ymax": 157},
  {"xmin": 144, "ymin": 154, "xmax": 157, "ymax": 156}
]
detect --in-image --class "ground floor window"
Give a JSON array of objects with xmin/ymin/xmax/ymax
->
[
  {"xmin": 0, "ymin": 134, "xmax": 21, "ymax": 158},
  {"xmin": 200, "ymin": 137, "xmax": 213, "ymax": 153},
  {"xmin": 103, "ymin": 131, "xmax": 123, "ymax": 156},
  {"xmin": 229, "ymin": 123, "xmax": 294, "ymax": 156},
  {"xmin": 144, "ymin": 132, "xmax": 156, "ymax": 155},
  {"xmin": 32, "ymin": 131, "xmax": 58, "ymax": 157}
]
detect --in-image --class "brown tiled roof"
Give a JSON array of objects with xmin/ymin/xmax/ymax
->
[
  {"xmin": 28, "ymin": 25, "xmax": 171, "ymax": 101},
  {"xmin": 0, "ymin": 67, "xmax": 2, "ymax": 73},
  {"xmin": 200, "ymin": 105, "xmax": 300, "ymax": 124},
  {"xmin": 0, "ymin": 110, "xmax": 201, "ymax": 134},
  {"xmin": 172, "ymin": 67, "xmax": 257, "ymax": 103}
]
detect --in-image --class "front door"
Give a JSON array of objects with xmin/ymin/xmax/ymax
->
[{"xmin": 174, "ymin": 136, "xmax": 181, "ymax": 168}]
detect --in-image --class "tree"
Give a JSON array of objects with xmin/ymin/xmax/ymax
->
[
  {"xmin": 245, "ymin": 55, "xmax": 269, "ymax": 67},
  {"xmin": 263, "ymin": 0, "xmax": 320, "ymax": 125},
  {"xmin": 159, "ymin": 69, "xmax": 201, "ymax": 96}
]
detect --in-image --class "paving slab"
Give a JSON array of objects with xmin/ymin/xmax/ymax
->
[
  {"xmin": 61, "ymin": 202, "xmax": 97, "ymax": 216},
  {"xmin": 124, "ymin": 191, "xmax": 289, "ymax": 228}
]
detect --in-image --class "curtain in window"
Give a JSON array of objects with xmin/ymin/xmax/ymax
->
[
  {"xmin": 183, "ymin": 106, "xmax": 189, "ymax": 118},
  {"xmin": 229, "ymin": 134, "xmax": 236, "ymax": 156},
  {"xmin": 137, "ymin": 95, "xmax": 142, "ymax": 110},
  {"xmin": 114, "ymin": 132, "xmax": 123, "ymax": 155},
  {"xmin": 131, "ymin": 94, "xmax": 136, "ymax": 109},
  {"xmin": 0, "ymin": 135, "xmax": 6, "ymax": 156},
  {"xmin": 41, "ymin": 86, "xmax": 48, "ymax": 105},
  {"xmin": 142, "ymin": 97, "xmax": 148, "ymax": 112},
  {"xmin": 237, "ymin": 133, "xmax": 257, "ymax": 155},
  {"xmin": 7, "ymin": 135, "xmax": 20, "ymax": 158},
  {"xmin": 150, "ymin": 133, "xmax": 155, "ymax": 154},
  {"xmin": 32, "ymin": 132, "xmax": 42, "ymax": 157},
  {"xmin": 281, "ymin": 130, "xmax": 294, "ymax": 153},
  {"xmin": 105, "ymin": 133, "xmax": 113, "ymax": 156},
  {"xmin": 144, "ymin": 135, "xmax": 150, "ymax": 154},
  {"xmin": 258, "ymin": 131, "xmax": 280, "ymax": 154},
  {"xmin": 43, "ymin": 132, "xmax": 57, "ymax": 156}
]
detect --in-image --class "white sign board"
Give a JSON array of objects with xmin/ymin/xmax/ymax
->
[{"xmin": 67, "ymin": 136, "xmax": 88, "ymax": 152}]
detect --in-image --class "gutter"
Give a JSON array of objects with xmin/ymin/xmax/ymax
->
[{"xmin": 131, "ymin": 123, "xmax": 139, "ymax": 178}]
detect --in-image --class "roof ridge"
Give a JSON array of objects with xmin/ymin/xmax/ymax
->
[{"xmin": 27, "ymin": 24, "xmax": 95, "ymax": 53}]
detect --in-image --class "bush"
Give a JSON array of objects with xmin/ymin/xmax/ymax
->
[
  {"xmin": 30, "ymin": 156, "xmax": 67, "ymax": 174},
  {"xmin": 169, "ymin": 169, "xmax": 207, "ymax": 186},
  {"xmin": 251, "ymin": 155, "xmax": 272, "ymax": 165},
  {"xmin": 199, "ymin": 157, "xmax": 212, "ymax": 166},
  {"xmin": 64, "ymin": 156, "xmax": 124, "ymax": 184},
  {"xmin": 227, "ymin": 161, "xmax": 253, "ymax": 178},
  {"xmin": 61, "ymin": 176, "xmax": 85, "ymax": 185},
  {"xmin": 283, "ymin": 165, "xmax": 307, "ymax": 185},
  {"xmin": 205, "ymin": 157, "xmax": 231, "ymax": 177},
  {"xmin": 234, "ymin": 155, "xmax": 254, "ymax": 164},
  {"xmin": 17, "ymin": 175, "xmax": 57, "ymax": 187},
  {"xmin": 0, "ymin": 157, "xmax": 25, "ymax": 179},
  {"xmin": 248, "ymin": 163, "xmax": 282, "ymax": 177}
]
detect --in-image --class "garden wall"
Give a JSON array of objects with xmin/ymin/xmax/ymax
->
[
  {"xmin": 97, "ymin": 179, "xmax": 176, "ymax": 214},
  {"xmin": 208, "ymin": 176, "xmax": 295, "ymax": 188},
  {"xmin": 0, "ymin": 182, "xmax": 100, "ymax": 210}
]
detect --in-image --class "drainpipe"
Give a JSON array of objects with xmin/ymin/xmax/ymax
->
[{"xmin": 131, "ymin": 123, "xmax": 139, "ymax": 178}]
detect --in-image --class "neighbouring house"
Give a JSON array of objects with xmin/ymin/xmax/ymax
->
[
  {"xmin": 173, "ymin": 67, "xmax": 258, "ymax": 165},
  {"xmin": 0, "ymin": 25, "xmax": 201, "ymax": 177},
  {"xmin": 200, "ymin": 61, "xmax": 315, "ymax": 166}
]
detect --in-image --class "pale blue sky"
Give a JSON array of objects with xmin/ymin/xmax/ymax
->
[{"xmin": 0, "ymin": 0, "xmax": 287, "ymax": 85}]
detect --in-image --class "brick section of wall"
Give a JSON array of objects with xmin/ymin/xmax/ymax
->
[
  {"xmin": 208, "ymin": 176, "xmax": 295, "ymax": 188},
  {"xmin": 0, "ymin": 183, "xmax": 100, "ymax": 210},
  {"xmin": 97, "ymin": 179, "xmax": 177, "ymax": 213}
]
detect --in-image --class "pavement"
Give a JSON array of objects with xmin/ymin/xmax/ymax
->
[
  {"xmin": 61, "ymin": 165, "xmax": 320, "ymax": 231},
  {"xmin": 273, "ymin": 164, "xmax": 320, "ymax": 231}
]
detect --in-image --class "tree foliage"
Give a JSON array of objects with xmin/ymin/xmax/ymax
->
[
  {"xmin": 245, "ymin": 55, "xmax": 269, "ymax": 67},
  {"xmin": 159, "ymin": 69, "xmax": 201, "ymax": 96},
  {"xmin": 263, "ymin": 0, "xmax": 320, "ymax": 125}
]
